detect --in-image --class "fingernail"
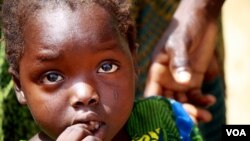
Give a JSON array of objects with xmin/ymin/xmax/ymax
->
[{"xmin": 172, "ymin": 67, "xmax": 191, "ymax": 83}]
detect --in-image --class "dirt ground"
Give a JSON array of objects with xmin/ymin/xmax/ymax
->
[{"xmin": 222, "ymin": 0, "xmax": 250, "ymax": 124}]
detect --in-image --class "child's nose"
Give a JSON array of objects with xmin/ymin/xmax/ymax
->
[{"xmin": 69, "ymin": 82, "xmax": 99, "ymax": 108}]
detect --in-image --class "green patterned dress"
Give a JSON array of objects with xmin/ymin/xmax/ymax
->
[{"xmin": 126, "ymin": 96, "xmax": 203, "ymax": 141}]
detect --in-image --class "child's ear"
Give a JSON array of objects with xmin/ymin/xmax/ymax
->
[
  {"xmin": 14, "ymin": 84, "xmax": 27, "ymax": 105},
  {"xmin": 11, "ymin": 71, "xmax": 27, "ymax": 105}
]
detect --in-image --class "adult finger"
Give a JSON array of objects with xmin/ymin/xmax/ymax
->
[
  {"xmin": 174, "ymin": 92, "xmax": 188, "ymax": 103},
  {"xmin": 144, "ymin": 80, "xmax": 162, "ymax": 97},
  {"xmin": 144, "ymin": 61, "xmax": 166, "ymax": 97},
  {"xmin": 144, "ymin": 61, "xmax": 188, "ymax": 97},
  {"xmin": 187, "ymin": 89, "xmax": 216, "ymax": 107},
  {"xmin": 189, "ymin": 21, "xmax": 218, "ymax": 75},
  {"xmin": 164, "ymin": 25, "xmax": 192, "ymax": 84},
  {"xmin": 183, "ymin": 103, "xmax": 213, "ymax": 123},
  {"xmin": 163, "ymin": 90, "xmax": 174, "ymax": 99}
]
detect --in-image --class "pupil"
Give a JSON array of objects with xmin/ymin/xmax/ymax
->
[
  {"xmin": 102, "ymin": 64, "xmax": 111, "ymax": 71},
  {"xmin": 47, "ymin": 73, "xmax": 58, "ymax": 81}
]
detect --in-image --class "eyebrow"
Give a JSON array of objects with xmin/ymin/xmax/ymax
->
[
  {"xmin": 91, "ymin": 39, "xmax": 125, "ymax": 53},
  {"xmin": 35, "ymin": 49, "xmax": 62, "ymax": 63},
  {"xmin": 34, "ymin": 39, "xmax": 124, "ymax": 63}
]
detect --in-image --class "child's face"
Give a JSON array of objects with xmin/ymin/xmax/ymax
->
[{"xmin": 16, "ymin": 4, "xmax": 135, "ymax": 140}]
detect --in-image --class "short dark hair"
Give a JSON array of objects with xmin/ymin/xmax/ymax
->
[{"xmin": 2, "ymin": 0, "xmax": 137, "ymax": 76}]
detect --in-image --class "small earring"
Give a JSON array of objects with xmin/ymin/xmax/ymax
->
[
  {"xmin": 14, "ymin": 87, "xmax": 21, "ymax": 94},
  {"xmin": 20, "ymin": 91, "xmax": 25, "ymax": 98}
]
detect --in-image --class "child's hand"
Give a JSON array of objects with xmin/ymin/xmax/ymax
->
[{"xmin": 56, "ymin": 124, "xmax": 102, "ymax": 141}]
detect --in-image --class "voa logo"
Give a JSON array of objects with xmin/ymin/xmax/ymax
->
[{"xmin": 226, "ymin": 129, "xmax": 246, "ymax": 136}]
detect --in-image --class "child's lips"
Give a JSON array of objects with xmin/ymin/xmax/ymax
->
[
  {"xmin": 88, "ymin": 121, "xmax": 106, "ymax": 139},
  {"xmin": 89, "ymin": 121, "xmax": 102, "ymax": 131},
  {"xmin": 72, "ymin": 113, "xmax": 106, "ymax": 139},
  {"xmin": 80, "ymin": 121, "xmax": 103, "ymax": 133},
  {"xmin": 73, "ymin": 121, "xmax": 106, "ymax": 139}
]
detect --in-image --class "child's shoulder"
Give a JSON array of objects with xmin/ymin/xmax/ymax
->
[
  {"xmin": 125, "ymin": 96, "xmax": 203, "ymax": 141},
  {"xmin": 131, "ymin": 96, "xmax": 185, "ymax": 119},
  {"xmin": 133, "ymin": 96, "xmax": 173, "ymax": 112}
]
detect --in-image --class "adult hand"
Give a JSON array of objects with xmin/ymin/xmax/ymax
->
[
  {"xmin": 183, "ymin": 103, "xmax": 212, "ymax": 124},
  {"xmin": 145, "ymin": 21, "xmax": 217, "ymax": 123},
  {"xmin": 144, "ymin": 0, "xmax": 223, "ymax": 122}
]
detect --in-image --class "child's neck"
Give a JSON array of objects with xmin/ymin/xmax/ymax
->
[
  {"xmin": 112, "ymin": 127, "xmax": 130, "ymax": 141},
  {"xmin": 29, "ymin": 132, "xmax": 53, "ymax": 141},
  {"xmin": 30, "ymin": 128, "xmax": 131, "ymax": 141}
]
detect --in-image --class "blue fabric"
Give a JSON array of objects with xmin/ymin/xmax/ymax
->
[{"xmin": 170, "ymin": 99, "xmax": 194, "ymax": 141}]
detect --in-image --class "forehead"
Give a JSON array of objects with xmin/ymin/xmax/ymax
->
[{"xmin": 23, "ymin": 3, "xmax": 119, "ymax": 49}]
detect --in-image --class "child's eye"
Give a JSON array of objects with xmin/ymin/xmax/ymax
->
[
  {"xmin": 41, "ymin": 72, "xmax": 64, "ymax": 84},
  {"xmin": 98, "ymin": 62, "xmax": 119, "ymax": 73}
]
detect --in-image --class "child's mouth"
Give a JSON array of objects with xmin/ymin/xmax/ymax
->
[
  {"xmin": 72, "ymin": 113, "xmax": 107, "ymax": 139},
  {"xmin": 72, "ymin": 120, "xmax": 106, "ymax": 137},
  {"xmin": 88, "ymin": 121, "xmax": 102, "ymax": 133}
]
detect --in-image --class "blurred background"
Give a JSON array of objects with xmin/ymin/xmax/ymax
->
[{"xmin": 223, "ymin": 0, "xmax": 250, "ymax": 124}]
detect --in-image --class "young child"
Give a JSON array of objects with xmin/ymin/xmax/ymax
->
[{"xmin": 2, "ymin": 0, "xmax": 203, "ymax": 140}]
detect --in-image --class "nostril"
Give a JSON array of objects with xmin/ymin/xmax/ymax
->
[
  {"xmin": 88, "ymin": 95, "xmax": 99, "ymax": 106},
  {"xmin": 71, "ymin": 90, "xmax": 100, "ymax": 107},
  {"xmin": 75, "ymin": 101, "xmax": 83, "ymax": 107},
  {"xmin": 88, "ymin": 98, "xmax": 98, "ymax": 106},
  {"xmin": 73, "ymin": 98, "xmax": 98, "ymax": 107}
]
